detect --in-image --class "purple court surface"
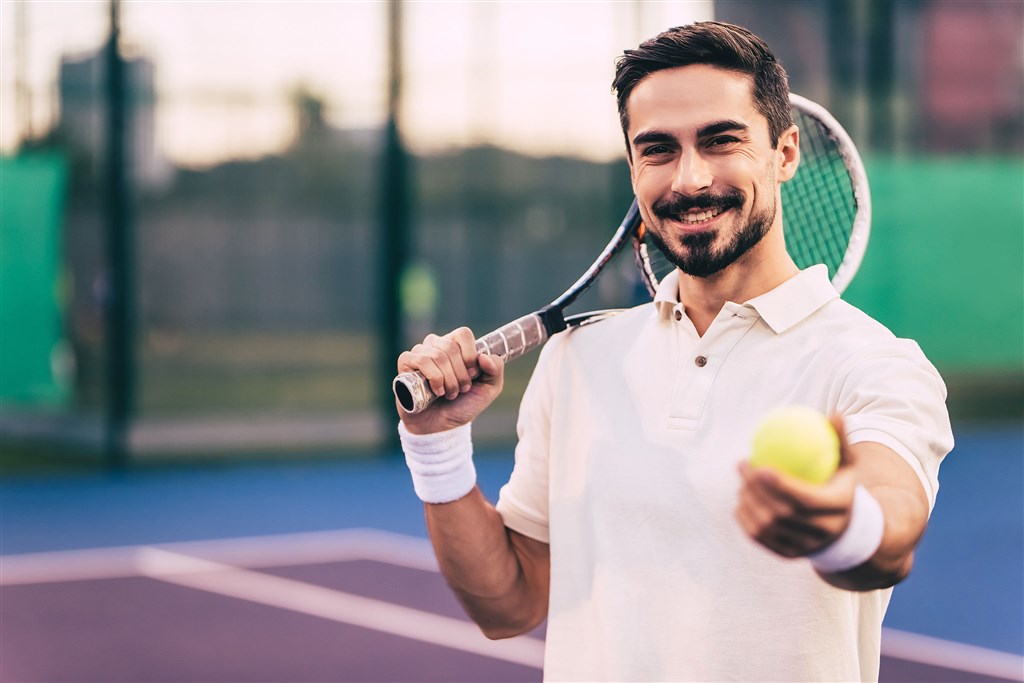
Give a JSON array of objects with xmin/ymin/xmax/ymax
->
[{"xmin": 2, "ymin": 424, "xmax": 1022, "ymax": 682}]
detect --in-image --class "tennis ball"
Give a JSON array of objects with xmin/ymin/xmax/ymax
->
[{"xmin": 749, "ymin": 406, "xmax": 840, "ymax": 484}]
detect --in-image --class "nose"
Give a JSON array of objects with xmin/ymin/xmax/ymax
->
[{"xmin": 670, "ymin": 149, "xmax": 712, "ymax": 196}]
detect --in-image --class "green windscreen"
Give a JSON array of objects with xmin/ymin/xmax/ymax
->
[{"xmin": 0, "ymin": 153, "xmax": 71, "ymax": 406}]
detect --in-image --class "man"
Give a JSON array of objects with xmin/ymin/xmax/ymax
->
[{"xmin": 396, "ymin": 22, "xmax": 953, "ymax": 682}]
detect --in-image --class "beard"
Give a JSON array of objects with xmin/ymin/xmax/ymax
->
[{"xmin": 648, "ymin": 187, "xmax": 776, "ymax": 278}]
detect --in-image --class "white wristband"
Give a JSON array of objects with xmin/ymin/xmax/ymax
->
[
  {"xmin": 398, "ymin": 421, "xmax": 476, "ymax": 504},
  {"xmin": 809, "ymin": 485, "xmax": 885, "ymax": 573}
]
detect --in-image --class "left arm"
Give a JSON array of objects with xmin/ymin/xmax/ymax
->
[{"xmin": 735, "ymin": 416, "xmax": 931, "ymax": 591}]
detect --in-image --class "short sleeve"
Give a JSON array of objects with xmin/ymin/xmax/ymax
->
[
  {"xmin": 837, "ymin": 339, "xmax": 954, "ymax": 509},
  {"xmin": 494, "ymin": 334, "xmax": 566, "ymax": 543}
]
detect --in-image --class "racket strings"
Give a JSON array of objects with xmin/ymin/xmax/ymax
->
[{"xmin": 783, "ymin": 108, "xmax": 858, "ymax": 279}]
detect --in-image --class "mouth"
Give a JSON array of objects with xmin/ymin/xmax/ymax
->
[
  {"xmin": 666, "ymin": 206, "xmax": 731, "ymax": 231},
  {"xmin": 676, "ymin": 206, "xmax": 725, "ymax": 224}
]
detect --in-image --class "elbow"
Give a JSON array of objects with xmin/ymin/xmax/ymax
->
[{"xmin": 477, "ymin": 610, "xmax": 545, "ymax": 640}]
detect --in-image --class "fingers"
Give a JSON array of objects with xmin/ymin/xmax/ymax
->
[
  {"xmin": 397, "ymin": 327, "xmax": 479, "ymax": 401},
  {"xmin": 737, "ymin": 461, "xmax": 854, "ymax": 557},
  {"xmin": 830, "ymin": 414, "xmax": 855, "ymax": 469}
]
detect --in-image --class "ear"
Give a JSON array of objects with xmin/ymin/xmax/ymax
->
[{"xmin": 776, "ymin": 124, "xmax": 800, "ymax": 183}]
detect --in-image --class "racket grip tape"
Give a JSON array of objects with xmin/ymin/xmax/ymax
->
[{"xmin": 393, "ymin": 311, "xmax": 553, "ymax": 414}]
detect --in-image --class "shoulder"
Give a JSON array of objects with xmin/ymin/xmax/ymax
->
[
  {"xmin": 565, "ymin": 302, "xmax": 657, "ymax": 343},
  {"xmin": 530, "ymin": 302, "xmax": 656, "ymax": 377},
  {"xmin": 809, "ymin": 298, "xmax": 932, "ymax": 366}
]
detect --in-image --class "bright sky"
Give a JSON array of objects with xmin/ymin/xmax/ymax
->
[{"xmin": 1, "ymin": 0, "xmax": 712, "ymax": 166}]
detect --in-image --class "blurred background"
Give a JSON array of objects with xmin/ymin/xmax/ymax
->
[
  {"xmin": 0, "ymin": 1, "xmax": 1022, "ymax": 679},
  {"xmin": 1, "ymin": 0, "xmax": 1021, "ymax": 463}
]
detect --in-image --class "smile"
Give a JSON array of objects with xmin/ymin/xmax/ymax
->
[{"xmin": 673, "ymin": 207, "xmax": 728, "ymax": 225}]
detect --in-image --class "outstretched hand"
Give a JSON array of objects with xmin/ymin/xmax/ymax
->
[{"xmin": 735, "ymin": 416, "xmax": 858, "ymax": 558}]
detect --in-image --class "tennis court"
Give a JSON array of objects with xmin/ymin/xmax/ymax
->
[{"xmin": 2, "ymin": 424, "xmax": 1021, "ymax": 682}]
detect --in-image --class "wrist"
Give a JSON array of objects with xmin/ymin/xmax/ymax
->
[
  {"xmin": 398, "ymin": 421, "xmax": 476, "ymax": 504},
  {"xmin": 809, "ymin": 485, "xmax": 885, "ymax": 574}
]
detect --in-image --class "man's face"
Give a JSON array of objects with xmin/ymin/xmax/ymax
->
[{"xmin": 626, "ymin": 65, "xmax": 789, "ymax": 278}]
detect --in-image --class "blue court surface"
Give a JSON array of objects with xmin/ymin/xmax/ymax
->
[{"xmin": 2, "ymin": 423, "xmax": 1022, "ymax": 682}]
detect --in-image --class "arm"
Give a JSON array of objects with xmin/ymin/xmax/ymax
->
[
  {"xmin": 425, "ymin": 490, "xmax": 550, "ymax": 638},
  {"xmin": 735, "ymin": 415, "xmax": 930, "ymax": 591},
  {"xmin": 397, "ymin": 328, "xmax": 551, "ymax": 638}
]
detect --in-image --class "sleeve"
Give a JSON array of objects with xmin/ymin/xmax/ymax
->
[
  {"xmin": 836, "ymin": 339, "xmax": 954, "ymax": 510},
  {"xmin": 493, "ymin": 333, "xmax": 565, "ymax": 544}
]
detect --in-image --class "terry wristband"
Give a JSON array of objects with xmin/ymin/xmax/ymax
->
[
  {"xmin": 398, "ymin": 421, "xmax": 476, "ymax": 504},
  {"xmin": 809, "ymin": 485, "xmax": 885, "ymax": 573}
]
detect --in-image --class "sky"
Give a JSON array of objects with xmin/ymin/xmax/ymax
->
[{"xmin": 1, "ymin": 0, "xmax": 713, "ymax": 167}]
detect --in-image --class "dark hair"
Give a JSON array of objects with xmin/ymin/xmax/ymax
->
[{"xmin": 612, "ymin": 21, "xmax": 792, "ymax": 149}]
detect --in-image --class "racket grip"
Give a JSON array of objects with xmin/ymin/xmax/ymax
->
[{"xmin": 393, "ymin": 312, "xmax": 550, "ymax": 414}]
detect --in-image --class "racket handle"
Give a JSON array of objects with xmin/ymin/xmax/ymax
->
[{"xmin": 393, "ymin": 312, "xmax": 551, "ymax": 414}]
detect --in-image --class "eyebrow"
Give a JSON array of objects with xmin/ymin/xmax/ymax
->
[
  {"xmin": 631, "ymin": 130, "xmax": 677, "ymax": 148},
  {"xmin": 632, "ymin": 120, "xmax": 750, "ymax": 148},
  {"xmin": 697, "ymin": 119, "xmax": 749, "ymax": 138}
]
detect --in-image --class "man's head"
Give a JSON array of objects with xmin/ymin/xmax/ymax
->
[
  {"xmin": 613, "ymin": 23, "xmax": 800, "ymax": 280},
  {"xmin": 613, "ymin": 21, "xmax": 792, "ymax": 152}
]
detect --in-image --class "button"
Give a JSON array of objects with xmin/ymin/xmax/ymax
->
[
  {"xmin": 695, "ymin": 355, "xmax": 708, "ymax": 367},
  {"xmin": 673, "ymin": 310, "xmax": 683, "ymax": 322}
]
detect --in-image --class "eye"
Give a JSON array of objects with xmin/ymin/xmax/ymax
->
[
  {"xmin": 707, "ymin": 135, "xmax": 740, "ymax": 148},
  {"xmin": 640, "ymin": 144, "xmax": 673, "ymax": 157}
]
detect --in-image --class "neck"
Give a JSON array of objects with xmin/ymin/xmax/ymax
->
[{"xmin": 676, "ymin": 227, "xmax": 798, "ymax": 336}]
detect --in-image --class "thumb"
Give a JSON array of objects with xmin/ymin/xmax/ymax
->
[
  {"xmin": 829, "ymin": 414, "xmax": 855, "ymax": 469},
  {"xmin": 476, "ymin": 352, "xmax": 505, "ymax": 386}
]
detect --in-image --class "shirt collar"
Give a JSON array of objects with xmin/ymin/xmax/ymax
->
[
  {"xmin": 652, "ymin": 264, "xmax": 839, "ymax": 333},
  {"xmin": 653, "ymin": 269, "xmax": 683, "ymax": 319}
]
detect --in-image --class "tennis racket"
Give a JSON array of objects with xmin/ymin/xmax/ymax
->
[{"xmin": 394, "ymin": 94, "xmax": 870, "ymax": 414}]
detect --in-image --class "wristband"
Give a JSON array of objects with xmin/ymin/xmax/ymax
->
[
  {"xmin": 809, "ymin": 485, "xmax": 885, "ymax": 573},
  {"xmin": 398, "ymin": 421, "xmax": 476, "ymax": 504}
]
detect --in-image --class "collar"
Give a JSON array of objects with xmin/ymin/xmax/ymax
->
[{"xmin": 652, "ymin": 264, "xmax": 839, "ymax": 334}]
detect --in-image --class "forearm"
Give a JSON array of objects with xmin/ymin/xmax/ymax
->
[{"xmin": 425, "ymin": 487, "xmax": 550, "ymax": 639}]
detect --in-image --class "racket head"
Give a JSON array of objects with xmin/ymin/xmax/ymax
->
[{"xmin": 634, "ymin": 93, "xmax": 871, "ymax": 296}]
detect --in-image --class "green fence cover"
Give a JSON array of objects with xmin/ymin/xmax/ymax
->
[
  {"xmin": 843, "ymin": 157, "xmax": 1023, "ymax": 374},
  {"xmin": 0, "ymin": 153, "xmax": 70, "ymax": 406}
]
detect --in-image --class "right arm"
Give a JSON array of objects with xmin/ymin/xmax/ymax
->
[
  {"xmin": 397, "ymin": 328, "xmax": 551, "ymax": 639},
  {"xmin": 425, "ymin": 488, "xmax": 550, "ymax": 639}
]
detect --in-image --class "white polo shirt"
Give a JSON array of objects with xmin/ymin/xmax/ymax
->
[{"xmin": 495, "ymin": 265, "xmax": 954, "ymax": 682}]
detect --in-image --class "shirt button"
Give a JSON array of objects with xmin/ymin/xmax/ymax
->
[
  {"xmin": 673, "ymin": 310, "xmax": 683, "ymax": 322},
  {"xmin": 695, "ymin": 355, "xmax": 708, "ymax": 367}
]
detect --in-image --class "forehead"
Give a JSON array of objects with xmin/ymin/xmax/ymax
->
[{"xmin": 626, "ymin": 64, "xmax": 765, "ymax": 139}]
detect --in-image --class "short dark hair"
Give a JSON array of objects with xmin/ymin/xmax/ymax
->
[{"xmin": 612, "ymin": 21, "xmax": 793, "ymax": 150}]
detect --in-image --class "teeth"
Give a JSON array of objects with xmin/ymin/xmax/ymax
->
[{"xmin": 679, "ymin": 208, "xmax": 723, "ymax": 224}]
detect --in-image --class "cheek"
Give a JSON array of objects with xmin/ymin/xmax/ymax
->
[{"xmin": 632, "ymin": 164, "xmax": 669, "ymax": 196}]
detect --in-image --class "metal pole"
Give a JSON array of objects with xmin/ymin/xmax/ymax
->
[
  {"xmin": 104, "ymin": 0, "xmax": 135, "ymax": 467},
  {"xmin": 14, "ymin": 0, "xmax": 30, "ymax": 146},
  {"xmin": 379, "ymin": 0, "xmax": 410, "ymax": 451},
  {"xmin": 827, "ymin": 0, "xmax": 857, "ymax": 131},
  {"xmin": 866, "ymin": 0, "xmax": 895, "ymax": 152}
]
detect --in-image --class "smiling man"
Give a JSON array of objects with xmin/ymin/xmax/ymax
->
[{"xmin": 395, "ymin": 22, "xmax": 953, "ymax": 682}]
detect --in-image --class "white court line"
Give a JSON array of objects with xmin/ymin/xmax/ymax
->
[
  {"xmin": 0, "ymin": 528, "xmax": 436, "ymax": 586},
  {"xmin": 880, "ymin": 628, "xmax": 1024, "ymax": 682},
  {"xmin": 3, "ymin": 529, "xmax": 1022, "ymax": 679},
  {"xmin": 134, "ymin": 547, "xmax": 544, "ymax": 669}
]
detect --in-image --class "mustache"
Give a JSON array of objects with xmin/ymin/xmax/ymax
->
[{"xmin": 652, "ymin": 190, "xmax": 744, "ymax": 218}]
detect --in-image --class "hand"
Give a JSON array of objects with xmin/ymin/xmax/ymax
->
[
  {"xmin": 735, "ymin": 416, "xmax": 858, "ymax": 558},
  {"xmin": 396, "ymin": 327, "xmax": 505, "ymax": 435}
]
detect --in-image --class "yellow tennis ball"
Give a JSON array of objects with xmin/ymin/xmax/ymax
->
[{"xmin": 749, "ymin": 406, "xmax": 840, "ymax": 484}]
